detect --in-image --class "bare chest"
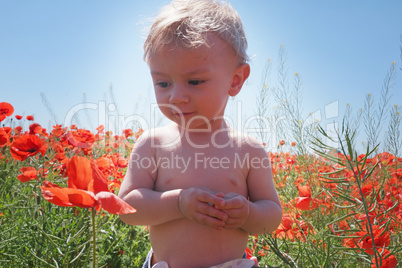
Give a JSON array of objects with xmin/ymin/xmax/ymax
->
[{"xmin": 154, "ymin": 146, "xmax": 250, "ymax": 195}]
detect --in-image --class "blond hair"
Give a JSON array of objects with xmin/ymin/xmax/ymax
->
[{"xmin": 144, "ymin": 0, "xmax": 248, "ymax": 64}]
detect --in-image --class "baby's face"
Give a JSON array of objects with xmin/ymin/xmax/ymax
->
[{"xmin": 148, "ymin": 35, "xmax": 239, "ymax": 130}]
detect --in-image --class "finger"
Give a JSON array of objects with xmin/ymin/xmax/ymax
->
[
  {"xmin": 220, "ymin": 198, "xmax": 244, "ymax": 209},
  {"xmin": 197, "ymin": 191, "xmax": 225, "ymax": 207},
  {"xmin": 197, "ymin": 203, "xmax": 228, "ymax": 222},
  {"xmin": 213, "ymin": 193, "xmax": 230, "ymax": 209},
  {"xmin": 223, "ymin": 224, "xmax": 238, "ymax": 230},
  {"xmin": 216, "ymin": 192, "xmax": 225, "ymax": 198},
  {"xmin": 223, "ymin": 218, "xmax": 246, "ymax": 229},
  {"xmin": 195, "ymin": 212, "xmax": 226, "ymax": 229},
  {"xmin": 222, "ymin": 221, "xmax": 241, "ymax": 229},
  {"xmin": 222, "ymin": 208, "xmax": 243, "ymax": 219}
]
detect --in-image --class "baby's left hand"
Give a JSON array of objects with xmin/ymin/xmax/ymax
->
[{"xmin": 214, "ymin": 193, "xmax": 249, "ymax": 229}]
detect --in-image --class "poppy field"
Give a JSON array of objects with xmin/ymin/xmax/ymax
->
[{"xmin": 0, "ymin": 100, "xmax": 401, "ymax": 268}]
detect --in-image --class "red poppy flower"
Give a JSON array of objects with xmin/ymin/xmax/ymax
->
[
  {"xmin": 26, "ymin": 115, "xmax": 34, "ymax": 121},
  {"xmin": 14, "ymin": 126, "xmax": 22, "ymax": 134},
  {"xmin": 95, "ymin": 157, "xmax": 115, "ymax": 177},
  {"xmin": 298, "ymin": 185, "xmax": 312, "ymax": 197},
  {"xmin": 276, "ymin": 216, "xmax": 295, "ymax": 240},
  {"xmin": 0, "ymin": 128, "xmax": 9, "ymax": 147},
  {"xmin": 135, "ymin": 128, "xmax": 144, "ymax": 140},
  {"xmin": 10, "ymin": 134, "xmax": 48, "ymax": 161},
  {"xmin": 51, "ymin": 124, "xmax": 65, "ymax": 138},
  {"xmin": 29, "ymin": 123, "xmax": 43, "ymax": 135},
  {"xmin": 96, "ymin": 125, "xmax": 105, "ymax": 133},
  {"xmin": 15, "ymin": 115, "xmax": 23, "ymax": 120},
  {"xmin": 64, "ymin": 129, "xmax": 95, "ymax": 149},
  {"xmin": 343, "ymin": 225, "xmax": 391, "ymax": 256},
  {"xmin": 275, "ymin": 213, "xmax": 313, "ymax": 241},
  {"xmin": 286, "ymin": 157, "xmax": 295, "ymax": 165},
  {"xmin": 360, "ymin": 226, "xmax": 391, "ymax": 255},
  {"xmin": 0, "ymin": 102, "xmax": 14, "ymax": 122},
  {"xmin": 123, "ymin": 129, "xmax": 134, "ymax": 138},
  {"xmin": 111, "ymin": 153, "xmax": 128, "ymax": 168},
  {"xmin": 2, "ymin": 127, "xmax": 11, "ymax": 135},
  {"xmin": 17, "ymin": 167, "xmax": 38, "ymax": 182},
  {"xmin": 371, "ymin": 249, "xmax": 397, "ymax": 268},
  {"xmin": 245, "ymin": 247, "xmax": 253, "ymax": 259},
  {"xmin": 290, "ymin": 185, "xmax": 320, "ymax": 211},
  {"xmin": 279, "ymin": 140, "xmax": 285, "ymax": 146},
  {"xmin": 40, "ymin": 156, "xmax": 136, "ymax": 215}
]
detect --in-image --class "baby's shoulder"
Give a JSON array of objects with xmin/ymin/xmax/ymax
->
[
  {"xmin": 134, "ymin": 124, "xmax": 178, "ymax": 149},
  {"xmin": 228, "ymin": 128, "xmax": 264, "ymax": 152}
]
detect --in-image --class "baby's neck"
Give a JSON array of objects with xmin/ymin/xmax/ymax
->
[{"xmin": 174, "ymin": 121, "xmax": 233, "ymax": 147}]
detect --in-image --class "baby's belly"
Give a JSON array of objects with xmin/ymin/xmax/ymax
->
[{"xmin": 149, "ymin": 218, "xmax": 249, "ymax": 268}]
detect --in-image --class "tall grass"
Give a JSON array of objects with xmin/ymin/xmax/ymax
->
[
  {"xmin": 255, "ymin": 45, "xmax": 319, "ymax": 155},
  {"xmin": 363, "ymin": 62, "xmax": 396, "ymax": 151},
  {"xmin": 250, "ymin": 42, "xmax": 402, "ymax": 267}
]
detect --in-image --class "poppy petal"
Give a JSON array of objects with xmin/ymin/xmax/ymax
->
[
  {"xmin": 95, "ymin": 191, "xmax": 136, "ymax": 215},
  {"xmin": 40, "ymin": 183, "xmax": 73, "ymax": 207},
  {"xmin": 42, "ymin": 180, "xmax": 63, "ymax": 188},
  {"xmin": 90, "ymin": 161, "xmax": 109, "ymax": 194},
  {"xmin": 294, "ymin": 197, "xmax": 312, "ymax": 210},
  {"xmin": 0, "ymin": 128, "xmax": 9, "ymax": 147},
  {"xmin": 297, "ymin": 185, "xmax": 312, "ymax": 197},
  {"xmin": 68, "ymin": 190, "xmax": 96, "ymax": 208},
  {"xmin": 67, "ymin": 156, "xmax": 92, "ymax": 190}
]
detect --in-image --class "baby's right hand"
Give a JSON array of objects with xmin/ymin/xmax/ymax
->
[{"xmin": 178, "ymin": 187, "xmax": 228, "ymax": 230}]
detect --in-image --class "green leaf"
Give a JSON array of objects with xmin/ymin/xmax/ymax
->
[
  {"xmin": 326, "ymin": 213, "xmax": 357, "ymax": 227},
  {"xmin": 69, "ymin": 244, "xmax": 87, "ymax": 264},
  {"xmin": 26, "ymin": 246, "xmax": 56, "ymax": 268},
  {"xmin": 37, "ymin": 226, "xmax": 64, "ymax": 256}
]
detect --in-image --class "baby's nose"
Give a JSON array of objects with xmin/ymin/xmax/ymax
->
[{"xmin": 169, "ymin": 86, "xmax": 189, "ymax": 104}]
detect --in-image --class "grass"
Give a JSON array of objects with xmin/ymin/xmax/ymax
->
[
  {"xmin": 0, "ymin": 128, "xmax": 150, "ymax": 268},
  {"xmin": 1, "ymin": 108, "xmax": 401, "ymax": 267},
  {"xmin": 1, "ymin": 43, "xmax": 402, "ymax": 267}
]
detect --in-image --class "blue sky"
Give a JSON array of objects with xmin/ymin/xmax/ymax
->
[{"xmin": 1, "ymin": 0, "xmax": 401, "ymax": 148}]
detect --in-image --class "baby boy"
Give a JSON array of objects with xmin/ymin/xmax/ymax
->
[{"xmin": 118, "ymin": 0, "xmax": 282, "ymax": 267}]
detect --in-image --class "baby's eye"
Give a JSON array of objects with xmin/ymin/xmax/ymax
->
[
  {"xmin": 155, "ymin": 81, "xmax": 170, "ymax": 88},
  {"xmin": 188, "ymin": 80, "xmax": 204, "ymax": 86}
]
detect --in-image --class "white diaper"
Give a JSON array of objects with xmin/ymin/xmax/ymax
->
[
  {"xmin": 210, "ymin": 259, "xmax": 256, "ymax": 268},
  {"xmin": 151, "ymin": 258, "xmax": 255, "ymax": 268},
  {"xmin": 151, "ymin": 261, "xmax": 168, "ymax": 268}
]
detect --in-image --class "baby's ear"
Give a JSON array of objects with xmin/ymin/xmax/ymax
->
[{"xmin": 229, "ymin": 63, "xmax": 250, "ymax": 97}]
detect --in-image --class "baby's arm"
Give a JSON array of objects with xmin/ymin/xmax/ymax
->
[
  {"xmin": 118, "ymin": 131, "xmax": 227, "ymax": 229},
  {"xmin": 216, "ymin": 145, "xmax": 282, "ymax": 234},
  {"xmin": 241, "ymin": 145, "xmax": 282, "ymax": 234}
]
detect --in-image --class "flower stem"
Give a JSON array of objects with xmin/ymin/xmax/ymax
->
[{"xmin": 92, "ymin": 208, "xmax": 97, "ymax": 268}]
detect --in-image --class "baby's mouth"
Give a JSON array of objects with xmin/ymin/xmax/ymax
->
[{"xmin": 172, "ymin": 111, "xmax": 194, "ymax": 118}]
